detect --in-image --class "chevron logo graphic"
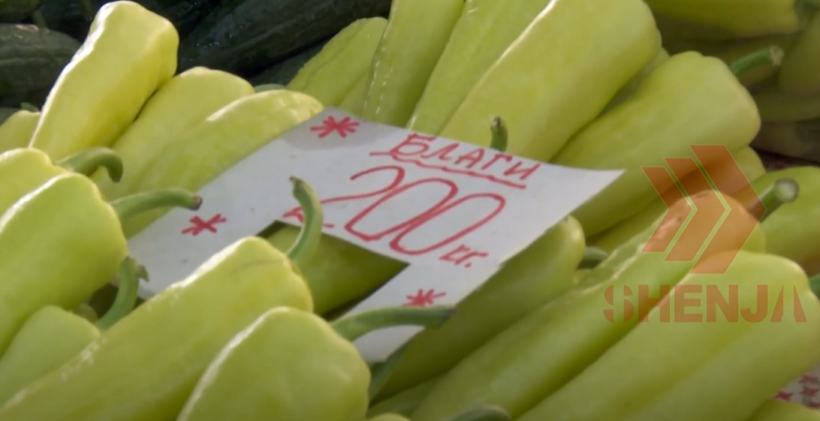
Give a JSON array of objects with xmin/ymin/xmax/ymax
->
[{"xmin": 641, "ymin": 145, "xmax": 761, "ymax": 275}]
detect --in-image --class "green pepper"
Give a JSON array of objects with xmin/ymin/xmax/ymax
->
[
  {"xmin": 91, "ymin": 66, "xmax": 255, "ymax": 202},
  {"xmin": 406, "ymin": 0, "xmax": 556, "ymax": 135},
  {"xmin": 748, "ymin": 400, "xmax": 820, "ymax": 420},
  {"xmin": 122, "ymin": 89, "xmax": 323, "ymax": 238},
  {"xmin": 438, "ymin": 0, "xmax": 660, "ymax": 162},
  {"xmin": 338, "ymin": 74, "xmax": 369, "ymax": 115},
  {"xmin": 375, "ymin": 216, "xmax": 588, "ymax": 399},
  {"xmin": 551, "ymin": 48, "xmax": 768, "ymax": 237},
  {"xmin": 515, "ymin": 250, "xmax": 820, "ymax": 421},
  {"xmin": 780, "ymin": 12, "xmax": 820, "ymax": 94},
  {"xmin": 28, "ymin": 1, "xmax": 179, "ymax": 161},
  {"xmin": 0, "ymin": 257, "xmax": 144, "ymax": 405},
  {"xmin": 368, "ymin": 376, "xmax": 441, "ymax": 418},
  {"xmin": 370, "ymin": 406, "xmax": 509, "ymax": 421},
  {"xmin": 370, "ymin": 415, "xmax": 411, "ymax": 421},
  {"xmin": 600, "ymin": 49, "xmax": 670, "ymax": 115},
  {"xmin": 645, "ymin": 0, "xmax": 820, "ymax": 39},
  {"xmin": 589, "ymin": 146, "xmax": 766, "ymax": 253},
  {"xmin": 734, "ymin": 166, "xmax": 820, "ymax": 276},
  {"xmin": 754, "ymin": 87, "xmax": 820, "ymax": 122},
  {"xmin": 0, "ymin": 108, "xmax": 39, "ymax": 153},
  {"xmin": 0, "ymin": 173, "xmax": 200, "ymax": 357},
  {"xmin": 360, "ymin": 0, "xmax": 464, "ymax": 127},
  {"xmin": 288, "ymin": 18, "xmax": 387, "ymax": 107},
  {"xmin": 175, "ymin": 305, "xmax": 454, "ymax": 421},
  {"xmin": 0, "ymin": 177, "xmax": 321, "ymax": 421},
  {"xmin": 408, "ymin": 183, "xmax": 787, "ymax": 421},
  {"xmin": 0, "ymin": 147, "xmax": 122, "ymax": 217}
]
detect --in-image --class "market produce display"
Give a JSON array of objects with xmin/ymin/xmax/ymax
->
[{"xmin": 1, "ymin": 0, "xmax": 820, "ymax": 419}]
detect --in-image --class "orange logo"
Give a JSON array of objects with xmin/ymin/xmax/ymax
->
[{"xmin": 641, "ymin": 145, "xmax": 761, "ymax": 274}]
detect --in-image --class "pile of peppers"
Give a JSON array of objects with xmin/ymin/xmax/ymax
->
[{"xmin": 2, "ymin": 0, "xmax": 820, "ymax": 419}]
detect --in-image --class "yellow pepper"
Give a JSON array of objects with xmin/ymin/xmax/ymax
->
[
  {"xmin": 748, "ymin": 400, "xmax": 820, "ymax": 420},
  {"xmin": 0, "ymin": 106, "xmax": 39, "ymax": 153},
  {"xmin": 91, "ymin": 67, "xmax": 254, "ymax": 201},
  {"xmin": 28, "ymin": 1, "xmax": 178, "ymax": 161}
]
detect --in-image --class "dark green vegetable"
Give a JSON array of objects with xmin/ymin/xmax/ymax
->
[
  {"xmin": 249, "ymin": 39, "xmax": 329, "ymax": 86},
  {"xmin": 0, "ymin": 0, "xmax": 42, "ymax": 22},
  {"xmin": 177, "ymin": 0, "xmax": 390, "ymax": 77},
  {"xmin": 0, "ymin": 24, "xmax": 80, "ymax": 108},
  {"xmin": 37, "ymin": 0, "xmax": 224, "ymax": 40}
]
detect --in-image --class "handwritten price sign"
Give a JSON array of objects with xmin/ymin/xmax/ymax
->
[{"xmin": 127, "ymin": 108, "xmax": 622, "ymax": 361}]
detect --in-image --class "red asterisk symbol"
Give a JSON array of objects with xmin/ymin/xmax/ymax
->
[
  {"xmin": 803, "ymin": 386, "xmax": 820, "ymax": 397},
  {"xmin": 801, "ymin": 375, "xmax": 820, "ymax": 385},
  {"xmin": 310, "ymin": 116, "xmax": 359, "ymax": 139},
  {"xmin": 776, "ymin": 391, "xmax": 794, "ymax": 400},
  {"xmin": 404, "ymin": 289, "xmax": 446, "ymax": 307},
  {"xmin": 182, "ymin": 214, "xmax": 227, "ymax": 236},
  {"xmin": 809, "ymin": 401, "xmax": 820, "ymax": 409}
]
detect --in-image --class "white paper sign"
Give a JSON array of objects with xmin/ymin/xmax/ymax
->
[{"xmin": 126, "ymin": 107, "xmax": 622, "ymax": 361}]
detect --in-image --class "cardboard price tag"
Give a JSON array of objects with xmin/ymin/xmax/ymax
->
[{"xmin": 126, "ymin": 107, "xmax": 622, "ymax": 361}]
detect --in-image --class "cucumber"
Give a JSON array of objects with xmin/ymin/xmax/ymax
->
[
  {"xmin": 0, "ymin": 24, "xmax": 80, "ymax": 108},
  {"xmin": 178, "ymin": 0, "xmax": 391, "ymax": 77},
  {"xmin": 249, "ymin": 40, "xmax": 329, "ymax": 86},
  {"xmin": 37, "ymin": 0, "xmax": 223, "ymax": 40},
  {"xmin": 0, "ymin": 0, "xmax": 42, "ymax": 22}
]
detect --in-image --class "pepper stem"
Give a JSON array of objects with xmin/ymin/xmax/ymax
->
[
  {"xmin": 31, "ymin": 10, "xmax": 48, "ymax": 29},
  {"xmin": 285, "ymin": 176, "xmax": 324, "ymax": 269},
  {"xmin": 729, "ymin": 46, "xmax": 784, "ymax": 79},
  {"xmin": 446, "ymin": 406, "xmax": 511, "ymax": 421},
  {"xmin": 95, "ymin": 257, "xmax": 147, "ymax": 331},
  {"xmin": 331, "ymin": 305, "xmax": 455, "ymax": 342},
  {"xmin": 579, "ymin": 246, "xmax": 608, "ymax": 269},
  {"xmin": 254, "ymin": 84, "xmax": 286, "ymax": 93},
  {"xmin": 110, "ymin": 189, "xmax": 202, "ymax": 222},
  {"xmin": 748, "ymin": 178, "xmax": 799, "ymax": 222},
  {"xmin": 809, "ymin": 274, "xmax": 820, "ymax": 298},
  {"xmin": 489, "ymin": 117, "xmax": 507, "ymax": 152},
  {"xmin": 56, "ymin": 147, "xmax": 124, "ymax": 182},
  {"xmin": 20, "ymin": 103, "xmax": 38, "ymax": 112}
]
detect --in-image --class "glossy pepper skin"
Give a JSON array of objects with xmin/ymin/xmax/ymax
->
[
  {"xmin": 0, "ymin": 173, "xmax": 199, "ymax": 357},
  {"xmin": 0, "ymin": 257, "xmax": 143, "ymax": 405},
  {"xmin": 407, "ymin": 0, "xmax": 555, "ymax": 135},
  {"xmin": 122, "ymin": 89, "xmax": 323, "ymax": 237},
  {"xmin": 735, "ymin": 166, "xmax": 820, "ymax": 276},
  {"xmin": 288, "ymin": 18, "xmax": 387, "ymax": 107},
  {"xmin": 360, "ymin": 0, "xmax": 464, "ymax": 127},
  {"xmin": 748, "ymin": 400, "xmax": 820, "ymax": 420},
  {"xmin": 176, "ymin": 305, "xmax": 453, "ymax": 421},
  {"xmin": 600, "ymin": 49, "xmax": 670, "ymax": 115},
  {"xmin": 28, "ymin": 1, "xmax": 178, "ymax": 161},
  {"xmin": 438, "ymin": 0, "xmax": 660, "ymax": 162},
  {"xmin": 0, "ymin": 178, "xmax": 320, "ymax": 421},
  {"xmin": 551, "ymin": 51, "xmax": 761, "ymax": 237},
  {"xmin": 589, "ymin": 146, "xmax": 766, "ymax": 253},
  {"xmin": 0, "ymin": 109, "xmax": 39, "ymax": 153},
  {"xmin": 375, "ymin": 216, "xmax": 586, "ymax": 399},
  {"xmin": 338, "ymin": 74, "xmax": 369, "ymax": 115},
  {"xmin": 645, "ymin": 0, "xmax": 819, "ymax": 38},
  {"xmin": 409, "ymin": 190, "xmax": 769, "ymax": 421},
  {"xmin": 0, "ymin": 147, "xmax": 122, "ymax": 216},
  {"xmin": 516, "ymin": 250, "xmax": 820, "ymax": 421},
  {"xmin": 91, "ymin": 66, "xmax": 255, "ymax": 202}
]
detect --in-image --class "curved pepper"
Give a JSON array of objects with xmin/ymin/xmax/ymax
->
[
  {"xmin": 370, "ymin": 415, "xmax": 411, "ymax": 421},
  {"xmin": 780, "ymin": 12, "xmax": 820, "ymax": 94},
  {"xmin": 748, "ymin": 400, "xmax": 820, "ymax": 420},
  {"xmin": 0, "ymin": 173, "xmax": 200, "ymax": 357},
  {"xmin": 288, "ymin": 18, "xmax": 387, "ymax": 107},
  {"xmin": 754, "ymin": 87, "xmax": 820, "ymax": 122},
  {"xmin": 408, "ymin": 183, "xmax": 788, "ymax": 421},
  {"xmin": 600, "ymin": 49, "xmax": 670, "ymax": 115},
  {"xmin": 516, "ymin": 250, "xmax": 820, "ymax": 421},
  {"xmin": 551, "ymin": 49, "xmax": 767, "ymax": 238},
  {"xmin": 0, "ymin": 177, "xmax": 321, "ymax": 421},
  {"xmin": 0, "ymin": 108, "xmax": 39, "ymax": 153},
  {"xmin": 406, "ymin": 0, "xmax": 556, "ymax": 135},
  {"xmin": 122, "ymin": 89, "xmax": 323, "ymax": 238},
  {"xmin": 0, "ymin": 147, "xmax": 122, "ymax": 217},
  {"xmin": 176, "ymin": 305, "xmax": 454, "ymax": 421},
  {"xmin": 589, "ymin": 146, "xmax": 766, "ymax": 253},
  {"xmin": 360, "ymin": 0, "xmax": 464, "ymax": 127},
  {"xmin": 338, "ymin": 74, "xmax": 369, "ymax": 115},
  {"xmin": 438, "ymin": 0, "xmax": 660, "ymax": 162},
  {"xmin": 28, "ymin": 1, "xmax": 178, "ymax": 161},
  {"xmin": 91, "ymin": 66, "xmax": 255, "ymax": 202},
  {"xmin": 375, "ymin": 216, "xmax": 587, "ymax": 399},
  {"xmin": 368, "ymin": 376, "xmax": 441, "ymax": 418},
  {"xmin": 645, "ymin": 0, "xmax": 820, "ymax": 38},
  {"xmin": 0, "ymin": 257, "xmax": 143, "ymax": 405},
  {"xmin": 734, "ymin": 166, "xmax": 820, "ymax": 276}
]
